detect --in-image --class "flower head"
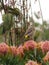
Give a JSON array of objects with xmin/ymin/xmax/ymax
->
[
  {"xmin": 17, "ymin": 45, "xmax": 24, "ymax": 56},
  {"xmin": 41, "ymin": 41, "xmax": 49, "ymax": 53},
  {"xmin": 10, "ymin": 46, "xmax": 17, "ymax": 56},
  {"xmin": 23, "ymin": 40, "xmax": 37, "ymax": 51},
  {"xmin": 43, "ymin": 51, "xmax": 49, "ymax": 62},
  {"xmin": 0, "ymin": 42, "xmax": 9, "ymax": 54},
  {"xmin": 25, "ymin": 60, "xmax": 38, "ymax": 65}
]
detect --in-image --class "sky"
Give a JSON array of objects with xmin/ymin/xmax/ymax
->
[
  {"xmin": 0, "ymin": 0, "xmax": 49, "ymax": 24},
  {"xmin": 31, "ymin": 0, "xmax": 49, "ymax": 24},
  {"xmin": 0, "ymin": 13, "xmax": 3, "ymax": 24}
]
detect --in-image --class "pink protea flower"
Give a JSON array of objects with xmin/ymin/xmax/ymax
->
[
  {"xmin": 10, "ymin": 46, "xmax": 17, "ymax": 56},
  {"xmin": 43, "ymin": 51, "xmax": 49, "ymax": 62},
  {"xmin": 23, "ymin": 40, "xmax": 37, "ymax": 51},
  {"xmin": 25, "ymin": 60, "xmax": 38, "ymax": 65},
  {"xmin": 17, "ymin": 45, "xmax": 24, "ymax": 56},
  {"xmin": 41, "ymin": 41, "xmax": 49, "ymax": 53},
  {"xmin": 0, "ymin": 42, "xmax": 9, "ymax": 54}
]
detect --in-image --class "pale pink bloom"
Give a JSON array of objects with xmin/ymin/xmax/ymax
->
[
  {"xmin": 17, "ymin": 45, "xmax": 24, "ymax": 56},
  {"xmin": 25, "ymin": 60, "xmax": 38, "ymax": 65},
  {"xmin": 43, "ymin": 51, "xmax": 49, "ymax": 62},
  {"xmin": 23, "ymin": 40, "xmax": 37, "ymax": 50},
  {"xmin": 10, "ymin": 46, "xmax": 17, "ymax": 56},
  {"xmin": 0, "ymin": 43, "xmax": 9, "ymax": 54},
  {"xmin": 41, "ymin": 41, "xmax": 49, "ymax": 53}
]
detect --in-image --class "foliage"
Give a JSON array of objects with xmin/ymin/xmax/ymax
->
[
  {"xmin": 0, "ymin": 3, "xmax": 20, "ymax": 16},
  {"xmin": 0, "ymin": 13, "xmax": 14, "ymax": 35},
  {"xmin": 42, "ymin": 29, "xmax": 49, "ymax": 40},
  {"xmin": 0, "ymin": 25, "xmax": 3, "ymax": 35},
  {"xmin": 8, "ymin": 7, "xmax": 20, "ymax": 16},
  {"xmin": 2, "ymin": 13, "xmax": 14, "ymax": 31}
]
